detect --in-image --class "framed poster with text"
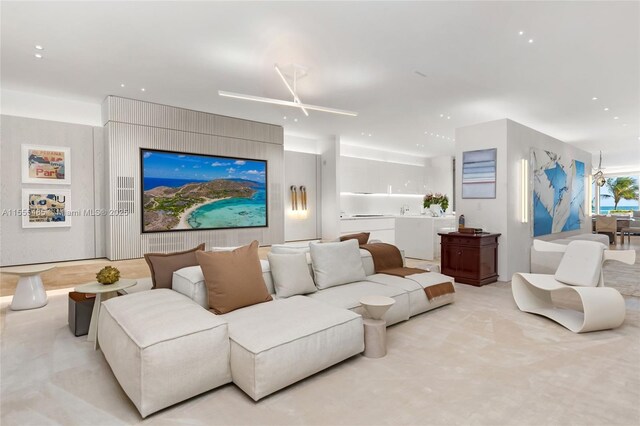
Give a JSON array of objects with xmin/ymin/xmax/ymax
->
[
  {"xmin": 21, "ymin": 189, "xmax": 71, "ymax": 228},
  {"xmin": 21, "ymin": 145, "xmax": 71, "ymax": 185}
]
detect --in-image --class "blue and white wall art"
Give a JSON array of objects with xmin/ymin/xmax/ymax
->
[{"xmin": 532, "ymin": 148, "xmax": 585, "ymax": 237}]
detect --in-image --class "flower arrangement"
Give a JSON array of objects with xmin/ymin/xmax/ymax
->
[
  {"xmin": 96, "ymin": 266, "xmax": 121, "ymax": 285},
  {"xmin": 423, "ymin": 192, "xmax": 449, "ymax": 212}
]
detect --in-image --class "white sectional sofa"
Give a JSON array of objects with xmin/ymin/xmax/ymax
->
[{"xmin": 99, "ymin": 247, "xmax": 455, "ymax": 417}]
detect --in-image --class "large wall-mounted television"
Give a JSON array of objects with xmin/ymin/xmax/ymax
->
[{"xmin": 141, "ymin": 148, "xmax": 267, "ymax": 233}]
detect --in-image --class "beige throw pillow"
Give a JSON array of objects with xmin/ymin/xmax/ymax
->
[
  {"xmin": 267, "ymin": 253, "xmax": 317, "ymax": 298},
  {"xmin": 196, "ymin": 241, "xmax": 272, "ymax": 314},
  {"xmin": 144, "ymin": 243, "xmax": 205, "ymax": 289}
]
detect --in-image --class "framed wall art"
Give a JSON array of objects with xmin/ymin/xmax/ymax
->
[
  {"xmin": 531, "ymin": 148, "xmax": 585, "ymax": 237},
  {"xmin": 21, "ymin": 145, "xmax": 71, "ymax": 185},
  {"xmin": 21, "ymin": 189, "xmax": 71, "ymax": 228},
  {"xmin": 462, "ymin": 148, "xmax": 497, "ymax": 199}
]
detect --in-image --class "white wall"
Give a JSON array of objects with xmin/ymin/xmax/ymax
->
[
  {"xmin": 455, "ymin": 119, "xmax": 592, "ymax": 281},
  {"xmin": 0, "ymin": 115, "xmax": 104, "ymax": 266},
  {"xmin": 284, "ymin": 151, "xmax": 320, "ymax": 241},
  {"xmin": 320, "ymin": 136, "xmax": 341, "ymax": 240},
  {"xmin": 284, "ymin": 134, "xmax": 320, "ymax": 154},
  {"xmin": 505, "ymin": 120, "xmax": 592, "ymax": 275},
  {"xmin": 1, "ymin": 89, "xmax": 102, "ymax": 127},
  {"xmin": 426, "ymin": 155, "xmax": 454, "ymax": 213}
]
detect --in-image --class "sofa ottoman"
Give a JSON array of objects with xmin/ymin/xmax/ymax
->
[
  {"xmin": 220, "ymin": 296, "xmax": 363, "ymax": 401},
  {"xmin": 306, "ymin": 281, "xmax": 411, "ymax": 326},
  {"xmin": 98, "ymin": 289, "xmax": 231, "ymax": 417},
  {"xmin": 365, "ymin": 272, "xmax": 455, "ymax": 317}
]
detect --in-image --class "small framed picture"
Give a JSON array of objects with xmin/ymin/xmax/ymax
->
[
  {"xmin": 21, "ymin": 145, "xmax": 71, "ymax": 185},
  {"xmin": 21, "ymin": 189, "xmax": 71, "ymax": 228},
  {"xmin": 462, "ymin": 148, "xmax": 497, "ymax": 199}
]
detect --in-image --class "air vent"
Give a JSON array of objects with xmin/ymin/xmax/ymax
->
[{"xmin": 116, "ymin": 176, "xmax": 135, "ymax": 213}]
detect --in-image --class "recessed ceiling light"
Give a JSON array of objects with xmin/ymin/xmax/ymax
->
[
  {"xmin": 283, "ymin": 116, "xmax": 287, "ymax": 120},
  {"xmin": 446, "ymin": 116, "xmax": 451, "ymax": 120},
  {"xmin": 613, "ymin": 116, "xmax": 619, "ymax": 120},
  {"xmin": 361, "ymin": 132, "xmax": 364, "ymax": 135},
  {"xmin": 35, "ymin": 45, "xmax": 44, "ymax": 50},
  {"xmin": 592, "ymin": 97, "xmax": 598, "ymax": 101},
  {"xmin": 430, "ymin": 133, "xmax": 434, "ymax": 136},
  {"xmin": 368, "ymin": 134, "xmax": 372, "ymax": 137},
  {"xmin": 34, "ymin": 53, "xmax": 43, "ymax": 59},
  {"xmin": 528, "ymin": 39, "xmax": 534, "ymax": 43},
  {"xmin": 604, "ymin": 107, "xmax": 609, "ymax": 111},
  {"xmin": 141, "ymin": 88, "xmax": 146, "ymax": 92},
  {"xmin": 439, "ymin": 114, "xmax": 444, "ymax": 118},
  {"xmin": 120, "ymin": 83, "xmax": 125, "ymax": 88},
  {"xmin": 293, "ymin": 118, "xmax": 298, "ymax": 122},
  {"xmin": 519, "ymin": 31, "xmax": 524, "ymax": 36}
]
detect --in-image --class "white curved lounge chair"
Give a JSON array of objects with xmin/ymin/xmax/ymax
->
[{"xmin": 512, "ymin": 240, "xmax": 635, "ymax": 333}]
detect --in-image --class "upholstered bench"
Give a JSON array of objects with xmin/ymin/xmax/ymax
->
[
  {"xmin": 365, "ymin": 272, "xmax": 455, "ymax": 317},
  {"xmin": 220, "ymin": 296, "xmax": 364, "ymax": 401},
  {"xmin": 98, "ymin": 289, "xmax": 232, "ymax": 417}
]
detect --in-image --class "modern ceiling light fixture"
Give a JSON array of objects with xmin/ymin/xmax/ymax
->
[
  {"xmin": 593, "ymin": 151, "xmax": 606, "ymax": 187},
  {"xmin": 218, "ymin": 64, "xmax": 358, "ymax": 117}
]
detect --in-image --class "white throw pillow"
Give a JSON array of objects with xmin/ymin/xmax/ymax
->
[
  {"xmin": 554, "ymin": 240, "xmax": 604, "ymax": 287},
  {"xmin": 267, "ymin": 253, "xmax": 317, "ymax": 298},
  {"xmin": 310, "ymin": 239, "xmax": 367, "ymax": 289}
]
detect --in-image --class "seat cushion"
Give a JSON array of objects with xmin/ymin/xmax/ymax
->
[
  {"xmin": 365, "ymin": 272, "xmax": 455, "ymax": 317},
  {"xmin": 99, "ymin": 289, "xmax": 231, "ymax": 417},
  {"xmin": 554, "ymin": 240, "xmax": 604, "ymax": 287},
  {"xmin": 306, "ymin": 281, "xmax": 410, "ymax": 326},
  {"xmin": 220, "ymin": 296, "xmax": 363, "ymax": 401}
]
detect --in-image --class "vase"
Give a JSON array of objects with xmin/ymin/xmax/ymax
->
[{"xmin": 429, "ymin": 204, "xmax": 444, "ymax": 217}]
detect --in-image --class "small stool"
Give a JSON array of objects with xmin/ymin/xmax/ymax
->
[
  {"xmin": 6, "ymin": 265, "xmax": 55, "ymax": 310},
  {"xmin": 360, "ymin": 295, "xmax": 395, "ymax": 358}
]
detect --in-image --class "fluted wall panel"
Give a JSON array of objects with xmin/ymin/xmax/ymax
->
[{"xmin": 103, "ymin": 97, "xmax": 284, "ymax": 260}]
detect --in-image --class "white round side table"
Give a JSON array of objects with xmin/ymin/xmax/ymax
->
[
  {"xmin": 6, "ymin": 265, "xmax": 55, "ymax": 311},
  {"xmin": 360, "ymin": 295, "xmax": 396, "ymax": 358},
  {"xmin": 75, "ymin": 279, "xmax": 137, "ymax": 350}
]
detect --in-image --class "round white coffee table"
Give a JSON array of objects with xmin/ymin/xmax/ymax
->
[
  {"xmin": 360, "ymin": 295, "xmax": 395, "ymax": 358},
  {"xmin": 6, "ymin": 265, "xmax": 55, "ymax": 311},
  {"xmin": 75, "ymin": 279, "xmax": 137, "ymax": 350}
]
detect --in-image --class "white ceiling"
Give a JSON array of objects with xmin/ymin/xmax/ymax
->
[{"xmin": 2, "ymin": 1, "xmax": 639, "ymax": 172}]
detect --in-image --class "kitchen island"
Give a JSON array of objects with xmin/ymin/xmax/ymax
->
[{"xmin": 395, "ymin": 216, "xmax": 456, "ymax": 260}]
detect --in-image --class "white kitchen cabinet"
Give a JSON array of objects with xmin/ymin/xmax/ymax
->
[{"xmin": 341, "ymin": 156, "xmax": 427, "ymax": 195}]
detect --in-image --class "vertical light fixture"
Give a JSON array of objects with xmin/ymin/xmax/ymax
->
[
  {"xmin": 586, "ymin": 175, "xmax": 593, "ymax": 217},
  {"xmin": 520, "ymin": 159, "xmax": 529, "ymax": 223}
]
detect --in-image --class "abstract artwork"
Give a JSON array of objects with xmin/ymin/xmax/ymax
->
[
  {"xmin": 22, "ymin": 189, "xmax": 71, "ymax": 228},
  {"xmin": 462, "ymin": 148, "xmax": 497, "ymax": 198},
  {"xmin": 21, "ymin": 145, "xmax": 71, "ymax": 184},
  {"xmin": 141, "ymin": 149, "xmax": 267, "ymax": 232},
  {"xmin": 532, "ymin": 148, "xmax": 585, "ymax": 237}
]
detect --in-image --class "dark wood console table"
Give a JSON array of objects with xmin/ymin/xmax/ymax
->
[{"xmin": 438, "ymin": 232, "xmax": 501, "ymax": 286}]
